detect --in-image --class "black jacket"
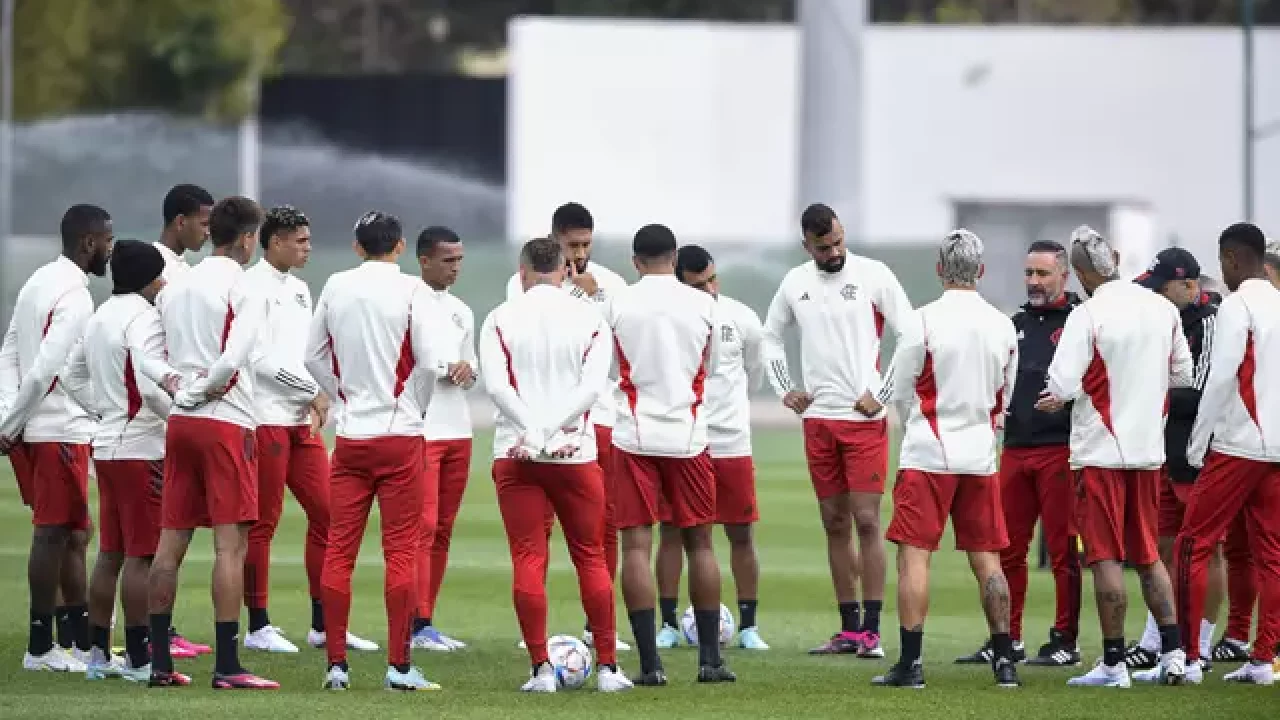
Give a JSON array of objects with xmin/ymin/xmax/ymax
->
[
  {"xmin": 1003, "ymin": 293, "xmax": 1081, "ymax": 448},
  {"xmin": 1166, "ymin": 292, "xmax": 1221, "ymax": 483}
]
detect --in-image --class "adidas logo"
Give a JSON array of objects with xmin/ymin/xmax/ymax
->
[{"xmin": 799, "ymin": 292, "xmax": 810, "ymax": 301}]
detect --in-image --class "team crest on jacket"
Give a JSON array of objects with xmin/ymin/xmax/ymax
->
[
  {"xmin": 451, "ymin": 313, "xmax": 464, "ymax": 329},
  {"xmin": 840, "ymin": 284, "xmax": 858, "ymax": 300},
  {"xmin": 295, "ymin": 292, "xmax": 308, "ymax": 309},
  {"xmin": 721, "ymin": 324, "xmax": 736, "ymax": 343}
]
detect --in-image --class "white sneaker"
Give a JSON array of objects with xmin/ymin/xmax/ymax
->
[
  {"xmin": 520, "ymin": 662, "xmax": 557, "ymax": 693},
  {"xmin": 322, "ymin": 665, "xmax": 350, "ymax": 690},
  {"xmin": 1067, "ymin": 659, "xmax": 1131, "ymax": 687},
  {"xmin": 385, "ymin": 665, "xmax": 440, "ymax": 691},
  {"xmin": 1223, "ymin": 661, "xmax": 1275, "ymax": 686},
  {"xmin": 244, "ymin": 625, "xmax": 299, "ymax": 653},
  {"xmin": 306, "ymin": 629, "xmax": 381, "ymax": 652},
  {"xmin": 85, "ymin": 648, "xmax": 125, "ymax": 680},
  {"xmin": 583, "ymin": 629, "xmax": 631, "ymax": 651},
  {"xmin": 516, "ymin": 639, "xmax": 527, "ymax": 649},
  {"xmin": 1131, "ymin": 649, "xmax": 1198, "ymax": 685},
  {"xmin": 23, "ymin": 647, "xmax": 86, "ymax": 673},
  {"xmin": 596, "ymin": 665, "xmax": 634, "ymax": 692}
]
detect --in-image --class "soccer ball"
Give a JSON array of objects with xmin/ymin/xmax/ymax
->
[
  {"xmin": 680, "ymin": 604, "xmax": 736, "ymax": 647},
  {"xmin": 547, "ymin": 634, "xmax": 593, "ymax": 690}
]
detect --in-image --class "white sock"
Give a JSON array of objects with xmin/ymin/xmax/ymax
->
[
  {"xmin": 1139, "ymin": 612, "xmax": 1161, "ymax": 653},
  {"xmin": 1200, "ymin": 619, "xmax": 1215, "ymax": 658}
]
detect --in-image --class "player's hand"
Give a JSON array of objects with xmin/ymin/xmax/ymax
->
[
  {"xmin": 446, "ymin": 361, "xmax": 475, "ymax": 387},
  {"xmin": 1034, "ymin": 390, "xmax": 1066, "ymax": 413},
  {"xmin": 993, "ymin": 411, "xmax": 1007, "ymax": 431},
  {"xmin": 568, "ymin": 263, "xmax": 599, "ymax": 297},
  {"xmin": 546, "ymin": 443, "xmax": 580, "ymax": 459},
  {"xmin": 782, "ymin": 391, "xmax": 813, "ymax": 414},
  {"xmin": 160, "ymin": 373, "xmax": 182, "ymax": 397},
  {"xmin": 854, "ymin": 390, "xmax": 883, "ymax": 417},
  {"xmin": 309, "ymin": 392, "xmax": 331, "ymax": 436},
  {"xmin": 0, "ymin": 435, "xmax": 13, "ymax": 455},
  {"xmin": 507, "ymin": 445, "xmax": 535, "ymax": 461}
]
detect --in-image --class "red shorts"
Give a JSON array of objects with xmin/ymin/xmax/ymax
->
[
  {"xmin": 1074, "ymin": 467, "xmax": 1160, "ymax": 566},
  {"xmin": 614, "ymin": 449, "xmax": 715, "ymax": 529},
  {"xmin": 1158, "ymin": 470, "xmax": 1195, "ymax": 538},
  {"xmin": 712, "ymin": 456, "xmax": 758, "ymax": 525},
  {"xmin": 802, "ymin": 417, "xmax": 889, "ymax": 498},
  {"xmin": 887, "ymin": 469, "xmax": 1008, "ymax": 552},
  {"xmin": 162, "ymin": 416, "xmax": 259, "ymax": 529},
  {"xmin": 11, "ymin": 442, "xmax": 91, "ymax": 529},
  {"xmin": 95, "ymin": 459, "xmax": 163, "ymax": 556}
]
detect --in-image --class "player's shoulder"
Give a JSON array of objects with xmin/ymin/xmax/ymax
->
[
  {"xmin": 587, "ymin": 261, "xmax": 628, "ymax": 287},
  {"xmin": 779, "ymin": 262, "xmax": 816, "ymax": 289},
  {"xmin": 848, "ymin": 253, "xmax": 899, "ymax": 282}
]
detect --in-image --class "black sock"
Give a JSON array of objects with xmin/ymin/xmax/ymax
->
[
  {"xmin": 694, "ymin": 609, "xmax": 723, "ymax": 667},
  {"xmin": 659, "ymin": 597, "xmax": 679, "ymax": 628},
  {"xmin": 55, "ymin": 606, "xmax": 73, "ymax": 649},
  {"xmin": 900, "ymin": 625, "xmax": 924, "ymax": 666},
  {"xmin": 150, "ymin": 613, "xmax": 174, "ymax": 673},
  {"xmin": 413, "ymin": 616, "xmax": 430, "ymax": 634},
  {"xmin": 991, "ymin": 632, "xmax": 1014, "ymax": 663},
  {"xmin": 1103, "ymin": 637, "xmax": 1125, "ymax": 667},
  {"xmin": 67, "ymin": 604, "xmax": 90, "ymax": 651},
  {"xmin": 1158, "ymin": 624, "xmax": 1182, "ymax": 654},
  {"xmin": 214, "ymin": 621, "xmax": 242, "ymax": 675},
  {"xmin": 862, "ymin": 600, "xmax": 882, "ymax": 635},
  {"xmin": 627, "ymin": 608, "xmax": 662, "ymax": 675},
  {"xmin": 247, "ymin": 607, "xmax": 270, "ymax": 634},
  {"xmin": 312, "ymin": 598, "xmax": 325, "ymax": 633},
  {"xmin": 838, "ymin": 601, "xmax": 861, "ymax": 634},
  {"xmin": 125, "ymin": 626, "xmax": 150, "ymax": 669},
  {"xmin": 392, "ymin": 662, "xmax": 410, "ymax": 674},
  {"xmin": 738, "ymin": 599, "xmax": 758, "ymax": 630},
  {"xmin": 91, "ymin": 624, "xmax": 111, "ymax": 653},
  {"xmin": 28, "ymin": 611, "xmax": 55, "ymax": 656}
]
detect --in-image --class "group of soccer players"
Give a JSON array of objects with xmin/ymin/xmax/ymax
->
[{"xmin": 2, "ymin": 181, "xmax": 1279, "ymax": 694}]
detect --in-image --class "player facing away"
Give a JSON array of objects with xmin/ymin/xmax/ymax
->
[
  {"xmin": 1174, "ymin": 222, "xmax": 1280, "ymax": 686},
  {"xmin": 957, "ymin": 240, "xmax": 1083, "ymax": 667},
  {"xmin": 146, "ymin": 195, "xmax": 278, "ymax": 689},
  {"xmin": 1266, "ymin": 241, "xmax": 1280, "ymax": 288},
  {"xmin": 1126, "ymin": 248, "xmax": 1231, "ymax": 673},
  {"xmin": 655, "ymin": 245, "xmax": 769, "ymax": 651},
  {"xmin": 479, "ymin": 237, "xmax": 632, "ymax": 693},
  {"xmin": 504, "ymin": 202, "xmax": 632, "ymax": 651},
  {"xmin": 411, "ymin": 225, "xmax": 475, "ymax": 653},
  {"xmin": 867, "ymin": 230, "xmax": 1020, "ymax": 689},
  {"xmin": 1036, "ymin": 226, "xmax": 1194, "ymax": 688},
  {"xmin": 0, "ymin": 205, "xmax": 113, "ymax": 672},
  {"xmin": 304, "ymin": 212, "xmax": 443, "ymax": 692},
  {"xmin": 241, "ymin": 206, "xmax": 378, "ymax": 655},
  {"xmin": 608, "ymin": 224, "xmax": 735, "ymax": 685},
  {"xmin": 60, "ymin": 240, "xmax": 175, "ymax": 681},
  {"xmin": 762, "ymin": 203, "xmax": 914, "ymax": 656}
]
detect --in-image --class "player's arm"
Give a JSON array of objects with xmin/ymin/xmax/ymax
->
[
  {"xmin": 1168, "ymin": 310, "xmax": 1195, "ymax": 390},
  {"xmin": 59, "ymin": 337, "xmax": 96, "ymax": 420},
  {"xmin": 866, "ymin": 266, "xmax": 915, "ymax": 400},
  {"xmin": 478, "ymin": 311, "xmax": 541, "ymax": 448},
  {"xmin": 1171, "ymin": 314, "xmax": 1215, "ymax": 419},
  {"xmin": 996, "ymin": 325, "xmax": 1020, "ymax": 430},
  {"xmin": 457, "ymin": 307, "xmax": 479, "ymax": 389},
  {"xmin": 739, "ymin": 306, "xmax": 767, "ymax": 390},
  {"xmin": 1041, "ymin": 307, "xmax": 1093, "ymax": 406},
  {"xmin": 702, "ymin": 296, "xmax": 723, "ymax": 376},
  {"xmin": 0, "ymin": 315, "xmax": 19, "ymax": 417},
  {"xmin": 885, "ymin": 312, "xmax": 926, "ymax": 421},
  {"xmin": 178, "ymin": 284, "xmax": 271, "ymax": 407},
  {"xmin": 0, "ymin": 292, "xmax": 93, "ymax": 440},
  {"xmin": 546, "ymin": 318, "xmax": 613, "ymax": 435},
  {"xmin": 408, "ymin": 284, "xmax": 445, "ymax": 408},
  {"xmin": 761, "ymin": 283, "xmax": 798, "ymax": 397},
  {"xmin": 251, "ymin": 345, "xmax": 321, "ymax": 406},
  {"xmin": 1187, "ymin": 301, "xmax": 1248, "ymax": 467},
  {"xmin": 128, "ymin": 311, "xmax": 175, "ymax": 419},
  {"xmin": 303, "ymin": 283, "xmax": 341, "ymax": 406}
]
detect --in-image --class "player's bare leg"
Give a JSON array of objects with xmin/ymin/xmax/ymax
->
[
  {"xmin": 1135, "ymin": 536, "xmax": 1222, "ymax": 670},
  {"xmin": 147, "ymin": 528, "xmax": 193, "ymax": 686},
  {"xmin": 654, "ymin": 523, "xmax": 684, "ymax": 647},
  {"xmin": 620, "ymin": 525, "xmax": 666, "ymax": 684},
  {"xmin": 1128, "ymin": 560, "xmax": 1192, "ymax": 684},
  {"xmin": 210, "ymin": 522, "xmax": 275, "ymax": 688},
  {"xmin": 970, "ymin": 552, "xmax": 1020, "ymax": 687},
  {"xmin": 118, "ymin": 556, "xmax": 153, "ymax": 677},
  {"xmin": 851, "ymin": 491, "xmax": 885, "ymax": 656},
  {"xmin": 85, "ymin": 550, "xmax": 124, "ymax": 678},
  {"xmin": 809, "ymin": 492, "xmax": 862, "ymax": 654},
  {"xmin": 61, "ymin": 528, "xmax": 92, "ymax": 656},
  {"xmin": 872, "ymin": 544, "xmax": 928, "ymax": 687},
  {"xmin": 724, "ymin": 523, "xmax": 766, "ymax": 649},
  {"xmin": 24, "ymin": 526, "xmax": 78, "ymax": 671},
  {"xmin": 683, "ymin": 524, "xmax": 734, "ymax": 682}
]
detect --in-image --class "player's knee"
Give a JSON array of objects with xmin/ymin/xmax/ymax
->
[
  {"xmin": 723, "ymin": 524, "xmax": 753, "ymax": 547},
  {"xmin": 679, "ymin": 525, "xmax": 715, "ymax": 551}
]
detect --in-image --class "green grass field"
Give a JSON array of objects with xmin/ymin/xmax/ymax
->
[{"xmin": 0, "ymin": 429, "xmax": 1272, "ymax": 718}]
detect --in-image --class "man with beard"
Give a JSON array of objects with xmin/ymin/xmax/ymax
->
[
  {"xmin": 956, "ymin": 240, "xmax": 1084, "ymax": 668},
  {"xmin": 762, "ymin": 203, "xmax": 914, "ymax": 657},
  {"xmin": 0, "ymin": 204, "xmax": 114, "ymax": 672}
]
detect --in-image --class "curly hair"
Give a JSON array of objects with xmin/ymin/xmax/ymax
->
[{"xmin": 260, "ymin": 205, "xmax": 310, "ymax": 250}]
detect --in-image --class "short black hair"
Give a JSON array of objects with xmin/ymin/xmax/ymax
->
[
  {"xmin": 801, "ymin": 203, "xmax": 838, "ymax": 238},
  {"xmin": 162, "ymin": 184, "xmax": 215, "ymax": 226},
  {"xmin": 416, "ymin": 225, "xmax": 461, "ymax": 258},
  {"xmin": 260, "ymin": 205, "xmax": 310, "ymax": 250},
  {"xmin": 1028, "ymin": 240, "xmax": 1066, "ymax": 256},
  {"xmin": 60, "ymin": 204, "xmax": 112, "ymax": 251},
  {"xmin": 633, "ymin": 223, "xmax": 677, "ymax": 260},
  {"xmin": 675, "ymin": 244, "xmax": 714, "ymax": 282},
  {"xmin": 209, "ymin": 196, "xmax": 264, "ymax": 248},
  {"xmin": 354, "ymin": 211, "xmax": 403, "ymax": 257},
  {"xmin": 1219, "ymin": 222, "xmax": 1267, "ymax": 260},
  {"xmin": 552, "ymin": 202, "xmax": 593, "ymax": 234},
  {"xmin": 520, "ymin": 236, "xmax": 563, "ymax": 274},
  {"xmin": 1266, "ymin": 245, "xmax": 1280, "ymax": 272}
]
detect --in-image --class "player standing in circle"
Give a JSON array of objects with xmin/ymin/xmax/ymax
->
[
  {"xmin": 1037, "ymin": 226, "xmax": 1193, "ymax": 688},
  {"xmin": 1266, "ymin": 240, "xmax": 1280, "ymax": 288},
  {"xmin": 957, "ymin": 240, "xmax": 1083, "ymax": 667},
  {"xmin": 480, "ymin": 237, "xmax": 632, "ymax": 693},
  {"xmin": 655, "ymin": 245, "xmax": 769, "ymax": 651},
  {"xmin": 762, "ymin": 203, "xmax": 913, "ymax": 657},
  {"xmin": 412, "ymin": 225, "xmax": 476, "ymax": 652}
]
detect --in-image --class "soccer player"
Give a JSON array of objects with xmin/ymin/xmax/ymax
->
[
  {"xmin": 1266, "ymin": 240, "xmax": 1280, "ymax": 288},
  {"xmin": 412, "ymin": 225, "xmax": 475, "ymax": 652},
  {"xmin": 146, "ymin": 195, "xmax": 277, "ymax": 689},
  {"xmin": 868, "ymin": 229, "xmax": 1020, "ymax": 689},
  {"xmin": 479, "ymin": 237, "xmax": 631, "ymax": 693},
  {"xmin": 1174, "ymin": 221, "xmax": 1280, "ymax": 686},
  {"xmin": 762, "ymin": 203, "xmax": 913, "ymax": 656},
  {"xmin": 0, "ymin": 204, "xmax": 113, "ymax": 672},
  {"xmin": 504, "ymin": 202, "xmax": 631, "ymax": 651},
  {"xmin": 608, "ymin": 223, "xmax": 734, "ymax": 685},
  {"xmin": 1126, "ymin": 248, "xmax": 1227, "ymax": 673},
  {"xmin": 60, "ymin": 240, "xmax": 174, "ymax": 681},
  {"xmin": 241, "ymin": 205, "xmax": 378, "ymax": 655},
  {"xmin": 1036, "ymin": 226, "xmax": 1193, "ymax": 687},
  {"xmin": 655, "ymin": 245, "xmax": 769, "ymax": 650},
  {"xmin": 304, "ymin": 211, "xmax": 443, "ymax": 692},
  {"xmin": 957, "ymin": 240, "xmax": 1082, "ymax": 667}
]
